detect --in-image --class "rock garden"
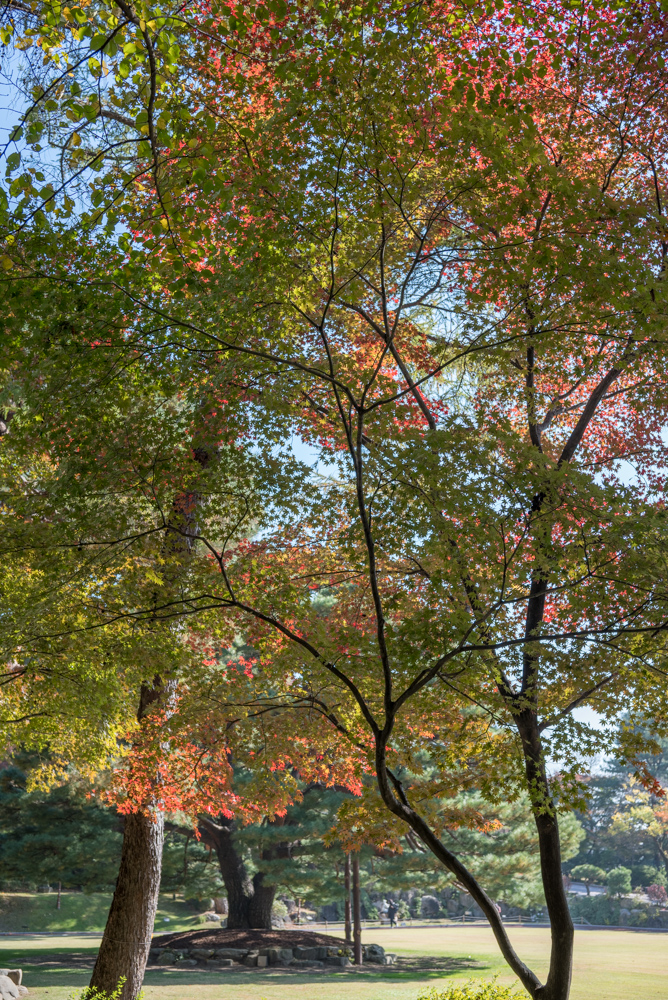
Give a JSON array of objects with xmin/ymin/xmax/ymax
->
[{"xmin": 149, "ymin": 929, "xmax": 394, "ymax": 970}]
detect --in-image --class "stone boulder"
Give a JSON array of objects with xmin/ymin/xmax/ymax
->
[
  {"xmin": 420, "ymin": 895, "xmax": 441, "ymax": 918},
  {"xmin": 0, "ymin": 974, "xmax": 27, "ymax": 1000},
  {"xmin": 190, "ymin": 949, "xmax": 214, "ymax": 960},
  {"xmin": 156, "ymin": 951, "xmax": 179, "ymax": 964},
  {"xmin": 364, "ymin": 944, "xmax": 385, "ymax": 964},
  {"xmin": 295, "ymin": 947, "xmax": 317, "ymax": 961},
  {"xmin": 0, "ymin": 974, "xmax": 21, "ymax": 988},
  {"xmin": 213, "ymin": 948, "xmax": 247, "ymax": 960}
]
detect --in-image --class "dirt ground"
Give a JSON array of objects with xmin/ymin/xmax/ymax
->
[{"xmin": 151, "ymin": 928, "xmax": 347, "ymax": 950}]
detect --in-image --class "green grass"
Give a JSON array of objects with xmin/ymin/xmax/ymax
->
[
  {"xmin": 1, "ymin": 926, "xmax": 666, "ymax": 999},
  {"xmin": 0, "ymin": 893, "xmax": 207, "ymax": 934}
]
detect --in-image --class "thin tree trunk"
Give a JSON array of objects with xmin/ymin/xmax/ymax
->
[
  {"xmin": 516, "ymin": 709, "xmax": 573, "ymax": 1000},
  {"xmin": 352, "ymin": 853, "xmax": 362, "ymax": 965},
  {"xmin": 56, "ymin": 881, "xmax": 61, "ymax": 911},
  {"xmin": 374, "ymin": 741, "xmax": 543, "ymax": 997},
  {"xmin": 344, "ymin": 853, "xmax": 352, "ymax": 944}
]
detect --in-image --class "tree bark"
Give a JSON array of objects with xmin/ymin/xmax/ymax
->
[
  {"xmin": 248, "ymin": 872, "xmax": 276, "ymax": 928},
  {"xmin": 89, "ymin": 680, "xmax": 169, "ymax": 1000},
  {"xmin": 198, "ymin": 815, "xmax": 275, "ymax": 929},
  {"xmin": 352, "ymin": 853, "xmax": 362, "ymax": 965},
  {"xmin": 516, "ymin": 709, "xmax": 573, "ymax": 1000},
  {"xmin": 89, "ymin": 810, "xmax": 164, "ymax": 999},
  {"xmin": 344, "ymin": 853, "xmax": 352, "ymax": 944}
]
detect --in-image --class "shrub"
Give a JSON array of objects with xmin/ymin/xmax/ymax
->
[
  {"xmin": 417, "ymin": 980, "xmax": 520, "ymax": 1000},
  {"xmin": 631, "ymin": 866, "xmax": 667, "ymax": 890},
  {"xmin": 69, "ymin": 978, "xmax": 144, "ymax": 1000},
  {"xmin": 647, "ymin": 884, "xmax": 668, "ymax": 905}
]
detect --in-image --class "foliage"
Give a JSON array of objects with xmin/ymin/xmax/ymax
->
[
  {"xmin": 0, "ymin": 759, "xmax": 121, "ymax": 892},
  {"xmin": 417, "ymin": 981, "xmax": 520, "ymax": 1000},
  {"xmin": 569, "ymin": 866, "xmax": 606, "ymax": 894},
  {"xmin": 606, "ymin": 868, "xmax": 632, "ymax": 899},
  {"xmin": 647, "ymin": 884, "xmax": 668, "ymax": 904},
  {"xmin": 6, "ymin": 1, "xmax": 668, "ymax": 996},
  {"xmin": 566, "ymin": 739, "xmax": 668, "ymax": 881},
  {"xmin": 69, "ymin": 978, "xmax": 142, "ymax": 1000},
  {"xmin": 160, "ymin": 830, "xmax": 225, "ymax": 902},
  {"xmin": 330, "ymin": 786, "xmax": 583, "ymax": 910}
]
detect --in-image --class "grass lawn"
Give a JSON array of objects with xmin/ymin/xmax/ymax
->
[
  {"xmin": 0, "ymin": 894, "xmax": 206, "ymax": 935},
  {"xmin": 1, "ymin": 926, "xmax": 665, "ymax": 1000}
]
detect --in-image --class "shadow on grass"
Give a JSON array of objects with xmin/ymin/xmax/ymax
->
[{"xmin": 7, "ymin": 952, "xmax": 490, "ymax": 990}]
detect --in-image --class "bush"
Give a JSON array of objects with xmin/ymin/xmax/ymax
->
[
  {"xmin": 647, "ymin": 884, "xmax": 668, "ymax": 904},
  {"xmin": 69, "ymin": 978, "xmax": 144, "ymax": 1000},
  {"xmin": 417, "ymin": 980, "xmax": 520, "ymax": 1000},
  {"xmin": 631, "ymin": 865, "xmax": 667, "ymax": 890}
]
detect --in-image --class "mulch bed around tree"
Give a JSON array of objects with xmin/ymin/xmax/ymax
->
[{"xmin": 151, "ymin": 928, "xmax": 348, "ymax": 950}]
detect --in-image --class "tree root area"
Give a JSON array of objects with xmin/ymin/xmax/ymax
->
[{"xmin": 151, "ymin": 928, "xmax": 347, "ymax": 950}]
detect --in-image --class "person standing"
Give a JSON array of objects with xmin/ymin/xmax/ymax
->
[{"xmin": 387, "ymin": 900, "xmax": 398, "ymax": 927}]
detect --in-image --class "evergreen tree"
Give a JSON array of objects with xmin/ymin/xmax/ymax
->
[{"xmin": 0, "ymin": 757, "xmax": 121, "ymax": 892}]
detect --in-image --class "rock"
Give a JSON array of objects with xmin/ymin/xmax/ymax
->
[
  {"xmin": 213, "ymin": 948, "xmax": 247, "ymax": 960},
  {"xmin": 420, "ymin": 894, "xmax": 441, "ymax": 918},
  {"xmin": 190, "ymin": 948, "xmax": 215, "ymax": 960},
  {"xmin": 174, "ymin": 959, "xmax": 197, "ymax": 968},
  {"xmin": 382, "ymin": 954, "xmax": 397, "ymax": 965},
  {"xmin": 257, "ymin": 956, "xmax": 268, "ymax": 968},
  {"xmin": 148, "ymin": 949, "xmax": 164, "ymax": 961},
  {"xmin": 205, "ymin": 914, "xmax": 220, "ymax": 922},
  {"xmin": 156, "ymin": 951, "xmax": 178, "ymax": 964},
  {"xmin": 326, "ymin": 955, "xmax": 350, "ymax": 967},
  {"xmin": 315, "ymin": 947, "xmax": 329, "ymax": 961},
  {"xmin": 244, "ymin": 951, "xmax": 260, "ymax": 967},
  {"xmin": 276, "ymin": 948, "xmax": 294, "ymax": 964},
  {"xmin": 0, "ymin": 975, "xmax": 27, "ymax": 999},
  {"xmin": 295, "ymin": 947, "xmax": 317, "ymax": 960},
  {"xmin": 364, "ymin": 944, "xmax": 385, "ymax": 963},
  {"xmin": 208, "ymin": 958, "xmax": 234, "ymax": 967},
  {"xmin": 0, "ymin": 974, "xmax": 21, "ymax": 988}
]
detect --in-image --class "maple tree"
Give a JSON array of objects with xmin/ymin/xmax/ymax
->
[
  {"xmin": 4, "ymin": 2, "xmax": 668, "ymax": 1000},
  {"xmin": 83, "ymin": 3, "xmax": 668, "ymax": 998}
]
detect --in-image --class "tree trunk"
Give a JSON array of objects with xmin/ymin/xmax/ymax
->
[
  {"xmin": 199, "ymin": 815, "xmax": 274, "ymax": 929},
  {"xmin": 344, "ymin": 853, "xmax": 352, "ymax": 944},
  {"xmin": 352, "ymin": 853, "xmax": 362, "ymax": 965},
  {"xmin": 516, "ymin": 710, "xmax": 574, "ymax": 1000},
  {"xmin": 249, "ymin": 872, "xmax": 276, "ymax": 928},
  {"xmin": 89, "ymin": 680, "xmax": 169, "ymax": 1000},
  {"xmin": 89, "ymin": 810, "xmax": 164, "ymax": 999}
]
